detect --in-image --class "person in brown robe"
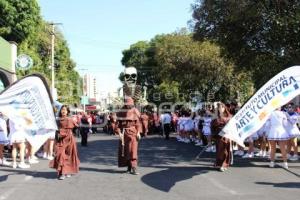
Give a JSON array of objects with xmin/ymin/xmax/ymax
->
[
  {"xmin": 115, "ymin": 97, "xmax": 142, "ymax": 175},
  {"xmin": 211, "ymin": 102, "xmax": 232, "ymax": 172},
  {"xmin": 140, "ymin": 112, "xmax": 149, "ymax": 137},
  {"xmin": 50, "ymin": 105, "xmax": 80, "ymax": 180}
]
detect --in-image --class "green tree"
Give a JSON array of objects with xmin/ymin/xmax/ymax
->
[
  {"xmin": 192, "ymin": 0, "xmax": 300, "ymax": 88},
  {"xmin": 121, "ymin": 32, "xmax": 253, "ymax": 104},
  {"xmin": 0, "ymin": 0, "xmax": 82, "ymax": 104},
  {"xmin": 0, "ymin": 0, "xmax": 41, "ymax": 43}
]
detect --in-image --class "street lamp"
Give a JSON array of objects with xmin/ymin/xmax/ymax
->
[{"xmin": 49, "ymin": 22, "xmax": 62, "ymax": 98}]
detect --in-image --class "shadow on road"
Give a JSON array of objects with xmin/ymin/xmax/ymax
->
[
  {"xmin": 256, "ymin": 181, "xmax": 300, "ymax": 189},
  {"xmin": 141, "ymin": 166, "xmax": 210, "ymax": 192},
  {"xmin": 0, "ymin": 169, "xmax": 57, "ymax": 182},
  {"xmin": 79, "ymin": 166, "xmax": 125, "ymax": 174},
  {"xmin": 77, "ymin": 134, "xmax": 203, "ymax": 167}
]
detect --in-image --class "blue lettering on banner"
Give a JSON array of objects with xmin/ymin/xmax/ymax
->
[
  {"xmin": 283, "ymin": 90, "xmax": 292, "ymax": 97},
  {"xmin": 243, "ymin": 124, "xmax": 254, "ymax": 133},
  {"xmin": 236, "ymin": 75, "xmax": 297, "ymax": 131}
]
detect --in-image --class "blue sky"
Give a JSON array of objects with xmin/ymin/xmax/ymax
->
[{"xmin": 39, "ymin": 0, "xmax": 195, "ymax": 97}]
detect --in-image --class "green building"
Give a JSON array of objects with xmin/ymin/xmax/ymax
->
[{"xmin": 0, "ymin": 36, "xmax": 17, "ymax": 92}]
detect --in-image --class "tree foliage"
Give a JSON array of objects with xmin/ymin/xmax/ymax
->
[
  {"xmin": 0, "ymin": 0, "xmax": 81, "ymax": 104},
  {"xmin": 192, "ymin": 0, "xmax": 300, "ymax": 88},
  {"xmin": 0, "ymin": 0, "xmax": 41, "ymax": 43},
  {"xmin": 121, "ymin": 32, "xmax": 253, "ymax": 104}
]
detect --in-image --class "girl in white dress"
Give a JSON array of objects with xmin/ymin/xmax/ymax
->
[
  {"xmin": 203, "ymin": 110, "xmax": 214, "ymax": 152},
  {"xmin": 285, "ymin": 103, "xmax": 300, "ymax": 161},
  {"xmin": 184, "ymin": 114, "xmax": 194, "ymax": 143},
  {"xmin": 265, "ymin": 108, "xmax": 289, "ymax": 168},
  {"xmin": 176, "ymin": 115, "xmax": 185, "ymax": 142},
  {"xmin": 0, "ymin": 113, "xmax": 11, "ymax": 166},
  {"xmin": 254, "ymin": 122, "xmax": 268, "ymax": 158},
  {"xmin": 8, "ymin": 120, "xmax": 30, "ymax": 169},
  {"xmin": 194, "ymin": 110, "xmax": 203, "ymax": 146}
]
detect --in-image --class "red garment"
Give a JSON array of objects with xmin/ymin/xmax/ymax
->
[
  {"xmin": 115, "ymin": 106, "xmax": 142, "ymax": 168},
  {"xmin": 50, "ymin": 117, "xmax": 80, "ymax": 175},
  {"xmin": 211, "ymin": 117, "xmax": 231, "ymax": 168},
  {"xmin": 140, "ymin": 113, "xmax": 149, "ymax": 136}
]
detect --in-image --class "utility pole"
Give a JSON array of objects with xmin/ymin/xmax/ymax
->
[
  {"xmin": 49, "ymin": 22, "xmax": 62, "ymax": 98},
  {"xmin": 78, "ymin": 68, "xmax": 88, "ymax": 113}
]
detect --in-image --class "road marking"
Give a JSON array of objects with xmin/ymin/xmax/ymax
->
[{"xmin": 202, "ymin": 174, "xmax": 238, "ymax": 195}]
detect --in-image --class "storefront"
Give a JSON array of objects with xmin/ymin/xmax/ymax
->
[{"xmin": 0, "ymin": 36, "xmax": 17, "ymax": 92}]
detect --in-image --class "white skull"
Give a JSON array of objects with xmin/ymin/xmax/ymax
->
[{"xmin": 124, "ymin": 66, "xmax": 137, "ymax": 86}]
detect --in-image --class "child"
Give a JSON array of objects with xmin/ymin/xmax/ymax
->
[
  {"xmin": 286, "ymin": 103, "xmax": 300, "ymax": 161},
  {"xmin": 0, "ymin": 113, "xmax": 10, "ymax": 166},
  {"xmin": 50, "ymin": 105, "xmax": 80, "ymax": 180},
  {"xmin": 203, "ymin": 110, "xmax": 215, "ymax": 152}
]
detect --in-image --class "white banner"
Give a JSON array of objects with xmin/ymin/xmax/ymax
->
[
  {"xmin": 0, "ymin": 74, "xmax": 57, "ymax": 148},
  {"xmin": 221, "ymin": 66, "xmax": 300, "ymax": 147}
]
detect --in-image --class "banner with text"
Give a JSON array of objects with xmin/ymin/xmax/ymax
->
[
  {"xmin": 0, "ymin": 74, "xmax": 57, "ymax": 148},
  {"xmin": 221, "ymin": 66, "xmax": 300, "ymax": 146}
]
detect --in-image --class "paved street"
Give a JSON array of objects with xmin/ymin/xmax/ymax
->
[{"xmin": 0, "ymin": 133, "xmax": 299, "ymax": 200}]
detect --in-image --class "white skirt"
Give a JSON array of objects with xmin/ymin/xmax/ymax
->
[
  {"xmin": 202, "ymin": 126, "xmax": 211, "ymax": 136},
  {"xmin": 9, "ymin": 131, "xmax": 27, "ymax": 144},
  {"xmin": 288, "ymin": 127, "xmax": 300, "ymax": 138},
  {"xmin": 267, "ymin": 128, "xmax": 290, "ymax": 141}
]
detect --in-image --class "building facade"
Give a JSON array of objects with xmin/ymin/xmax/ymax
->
[{"xmin": 0, "ymin": 36, "xmax": 17, "ymax": 91}]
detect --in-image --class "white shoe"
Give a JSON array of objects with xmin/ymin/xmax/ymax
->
[
  {"xmin": 37, "ymin": 152, "xmax": 47, "ymax": 159},
  {"xmin": 282, "ymin": 162, "xmax": 288, "ymax": 169},
  {"xmin": 28, "ymin": 159, "xmax": 39, "ymax": 164},
  {"xmin": 195, "ymin": 142, "xmax": 201, "ymax": 146},
  {"xmin": 211, "ymin": 146, "xmax": 216, "ymax": 153},
  {"xmin": 288, "ymin": 155, "xmax": 298, "ymax": 161},
  {"xmin": 255, "ymin": 151, "xmax": 263, "ymax": 157},
  {"xmin": 205, "ymin": 146, "xmax": 214, "ymax": 152},
  {"xmin": 1, "ymin": 158, "xmax": 11, "ymax": 166},
  {"xmin": 47, "ymin": 156, "xmax": 54, "ymax": 160},
  {"xmin": 233, "ymin": 145, "xmax": 238, "ymax": 151},
  {"xmin": 18, "ymin": 162, "xmax": 30, "ymax": 169},
  {"xmin": 31, "ymin": 155, "xmax": 39, "ymax": 160},
  {"xmin": 269, "ymin": 161, "xmax": 275, "ymax": 168},
  {"xmin": 262, "ymin": 151, "xmax": 267, "ymax": 158},
  {"xmin": 12, "ymin": 162, "xmax": 17, "ymax": 169},
  {"xmin": 242, "ymin": 153, "xmax": 254, "ymax": 158}
]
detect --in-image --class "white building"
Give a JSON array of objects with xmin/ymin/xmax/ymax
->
[{"xmin": 83, "ymin": 73, "xmax": 100, "ymax": 102}]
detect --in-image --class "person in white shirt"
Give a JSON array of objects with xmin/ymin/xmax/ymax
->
[
  {"xmin": 0, "ymin": 113, "xmax": 11, "ymax": 166},
  {"xmin": 203, "ymin": 110, "xmax": 214, "ymax": 152},
  {"xmin": 265, "ymin": 108, "xmax": 290, "ymax": 169},
  {"xmin": 285, "ymin": 103, "xmax": 299, "ymax": 161},
  {"xmin": 8, "ymin": 120, "xmax": 30, "ymax": 169},
  {"xmin": 161, "ymin": 112, "xmax": 171, "ymax": 140}
]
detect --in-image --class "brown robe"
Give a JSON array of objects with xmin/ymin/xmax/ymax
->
[
  {"xmin": 140, "ymin": 113, "xmax": 149, "ymax": 137},
  {"xmin": 115, "ymin": 107, "xmax": 142, "ymax": 168},
  {"xmin": 211, "ymin": 117, "xmax": 231, "ymax": 168},
  {"xmin": 50, "ymin": 117, "xmax": 80, "ymax": 175}
]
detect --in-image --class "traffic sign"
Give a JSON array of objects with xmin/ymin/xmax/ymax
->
[{"xmin": 81, "ymin": 96, "xmax": 89, "ymax": 105}]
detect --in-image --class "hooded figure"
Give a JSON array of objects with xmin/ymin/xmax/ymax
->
[{"xmin": 115, "ymin": 97, "xmax": 142, "ymax": 175}]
